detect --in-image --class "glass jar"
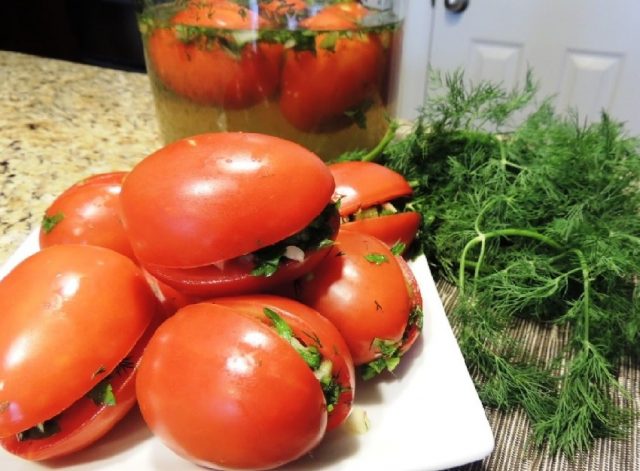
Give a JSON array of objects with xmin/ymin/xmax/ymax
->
[{"xmin": 136, "ymin": 0, "xmax": 404, "ymax": 160}]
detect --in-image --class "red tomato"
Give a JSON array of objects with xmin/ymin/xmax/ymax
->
[
  {"xmin": 136, "ymin": 300, "xmax": 331, "ymax": 469},
  {"xmin": 39, "ymin": 172, "xmax": 134, "ymax": 260},
  {"xmin": 295, "ymin": 230, "xmax": 422, "ymax": 375},
  {"xmin": 341, "ymin": 212, "xmax": 421, "ymax": 250},
  {"xmin": 0, "ymin": 318, "xmax": 157, "ymax": 460},
  {"xmin": 260, "ymin": 0, "xmax": 306, "ymax": 17},
  {"xmin": 120, "ymin": 132, "xmax": 337, "ymax": 297},
  {"xmin": 147, "ymin": 1, "xmax": 282, "ymax": 108},
  {"xmin": 330, "ymin": 161, "xmax": 421, "ymax": 249},
  {"xmin": 312, "ymin": 2, "xmax": 369, "ymax": 24},
  {"xmin": 279, "ymin": 5, "xmax": 384, "ymax": 131},
  {"xmin": 207, "ymin": 294, "xmax": 355, "ymax": 431},
  {"xmin": 0, "ymin": 245, "xmax": 158, "ymax": 458}
]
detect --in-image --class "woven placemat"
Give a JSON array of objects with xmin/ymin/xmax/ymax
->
[{"xmin": 435, "ymin": 281, "xmax": 640, "ymax": 471}]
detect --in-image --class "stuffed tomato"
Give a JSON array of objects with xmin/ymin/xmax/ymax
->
[
  {"xmin": 0, "ymin": 245, "xmax": 158, "ymax": 460},
  {"xmin": 295, "ymin": 229, "xmax": 423, "ymax": 379},
  {"xmin": 39, "ymin": 171, "xmax": 134, "ymax": 261},
  {"xmin": 136, "ymin": 294, "xmax": 354, "ymax": 470},
  {"xmin": 120, "ymin": 132, "xmax": 339, "ymax": 297},
  {"xmin": 330, "ymin": 161, "xmax": 420, "ymax": 250}
]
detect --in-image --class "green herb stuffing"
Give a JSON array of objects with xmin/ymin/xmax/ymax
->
[
  {"xmin": 364, "ymin": 252, "xmax": 388, "ymax": 265},
  {"xmin": 86, "ymin": 379, "xmax": 117, "ymax": 407},
  {"xmin": 41, "ymin": 212, "xmax": 64, "ymax": 234},
  {"xmin": 263, "ymin": 307, "xmax": 342, "ymax": 410},
  {"xmin": 360, "ymin": 338, "xmax": 402, "ymax": 380},
  {"xmin": 251, "ymin": 202, "xmax": 337, "ymax": 277},
  {"xmin": 359, "ymin": 69, "xmax": 640, "ymax": 456}
]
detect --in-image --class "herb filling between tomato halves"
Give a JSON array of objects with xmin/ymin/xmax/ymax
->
[
  {"xmin": 14, "ymin": 357, "xmax": 134, "ymax": 442},
  {"xmin": 251, "ymin": 203, "xmax": 337, "ymax": 277},
  {"xmin": 263, "ymin": 308, "xmax": 345, "ymax": 412},
  {"xmin": 341, "ymin": 197, "xmax": 414, "ymax": 224},
  {"xmin": 360, "ymin": 305, "xmax": 424, "ymax": 380}
]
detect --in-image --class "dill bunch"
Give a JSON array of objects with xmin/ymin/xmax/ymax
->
[{"xmin": 377, "ymin": 71, "xmax": 640, "ymax": 457}]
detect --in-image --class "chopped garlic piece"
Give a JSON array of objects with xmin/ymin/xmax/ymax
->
[
  {"xmin": 283, "ymin": 245, "xmax": 305, "ymax": 262},
  {"xmin": 345, "ymin": 407, "xmax": 371, "ymax": 435}
]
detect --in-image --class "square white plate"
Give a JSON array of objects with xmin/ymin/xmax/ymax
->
[{"xmin": 0, "ymin": 231, "xmax": 494, "ymax": 470}]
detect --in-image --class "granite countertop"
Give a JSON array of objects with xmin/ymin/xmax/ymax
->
[{"xmin": 0, "ymin": 51, "xmax": 162, "ymax": 264}]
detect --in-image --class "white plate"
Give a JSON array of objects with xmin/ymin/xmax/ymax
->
[{"xmin": 0, "ymin": 232, "xmax": 494, "ymax": 471}]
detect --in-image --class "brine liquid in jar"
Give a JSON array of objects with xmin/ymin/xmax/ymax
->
[{"xmin": 137, "ymin": 0, "xmax": 402, "ymax": 160}]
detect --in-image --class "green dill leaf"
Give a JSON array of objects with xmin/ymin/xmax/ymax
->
[
  {"xmin": 264, "ymin": 307, "xmax": 321, "ymax": 368},
  {"xmin": 408, "ymin": 306, "xmax": 423, "ymax": 330},
  {"xmin": 344, "ymin": 99, "xmax": 373, "ymax": 129},
  {"xmin": 364, "ymin": 253, "xmax": 388, "ymax": 265},
  {"xmin": 319, "ymin": 32, "xmax": 339, "ymax": 52},
  {"xmin": 42, "ymin": 212, "xmax": 64, "ymax": 234},
  {"xmin": 263, "ymin": 307, "xmax": 294, "ymax": 341},
  {"xmin": 390, "ymin": 241, "xmax": 406, "ymax": 256},
  {"xmin": 87, "ymin": 380, "xmax": 116, "ymax": 407},
  {"xmin": 360, "ymin": 338, "xmax": 402, "ymax": 379},
  {"xmin": 378, "ymin": 68, "xmax": 640, "ymax": 454}
]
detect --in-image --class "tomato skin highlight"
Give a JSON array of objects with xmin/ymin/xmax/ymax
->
[
  {"xmin": 120, "ymin": 132, "xmax": 335, "ymax": 269},
  {"xmin": 136, "ymin": 302, "xmax": 327, "ymax": 470},
  {"xmin": 295, "ymin": 230, "xmax": 412, "ymax": 366},
  {"xmin": 0, "ymin": 245, "xmax": 157, "ymax": 439},
  {"xmin": 39, "ymin": 171, "xmax": 135, "ymax": 261},
  {"xmin": 207, "ymin": 294, "xmax": 355, "ymax": 431},
  {"xmin": 147, "ymin": 2, "xmax": 282, "ymax": 108}
]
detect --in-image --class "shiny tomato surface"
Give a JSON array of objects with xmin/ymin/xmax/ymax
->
[
  {"xmin": 330, "ymin": 161, "xmax": 420, "ymax": 249},
  {"xmin": 0, "ymin": 245, "xmax": 157, "ymax": 439},
  {"xmin": 39, "ymin": 172, "xmax": 134, "ymax": 260},
  {"xmin": 296, "ymin": 230, "xmax": 412, "ymax": 366},
  {"xmin": 136, "ymin": 301, "xmax": 328, "ymax": 470},
  {"xmin": 279, "ymin": 5, "xmax": 384, "ymax": 131},
  {"xmin": 147, "ymin": 1, "xmax": 282, "ymax": 108},
  {"xmin": 120, "ymin": 132, "xmax": 335, "ymax": 268},
  {"xmin": 208, "ymin": 294, "xmax": 355, "ymax": 431}
]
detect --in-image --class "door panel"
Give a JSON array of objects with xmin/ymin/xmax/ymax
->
[
  {"xmin": 468, "ymin": 40, "xmax": 523, "ymax": 88},
  {"xmin": 395, "ymin": 0, "xmax": 640, "ymax": 132}
]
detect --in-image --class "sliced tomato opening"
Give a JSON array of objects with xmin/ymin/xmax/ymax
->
[
  {"xmin": 144, "ymin": 205, "xmax": 339, "ymax": 297},
  {"xmin": 205, "ymin": 295, "xmax": 355, "ymax": 431},
  {"xmin": 1, "ymin": 319, "xmax": 158, "ymax": 461},
  {"xmin": 341, "ymin": 211, "xmax": 420, "ymax": 250}
]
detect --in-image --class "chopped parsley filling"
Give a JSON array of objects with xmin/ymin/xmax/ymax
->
[
  {"xmin": 360, "ymin": 306, "xmax": 424, "ymax": 380},
  {"xmin": 263, "ymin": 307, "xmax": 344, "ymax": 411},
  {"xmin": 251, "ymin": 202, "xmax": 337, "ymax": 277}
]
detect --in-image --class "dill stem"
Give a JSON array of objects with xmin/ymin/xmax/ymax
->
[
  {"xmin": 361, "ymin": 121, "xmax": 399, "ymax": 162},
  {"xmin": 458, "ymin": 228, "xmax": 563, "ymax": 294},
  {"xmin": 572, "ymin": 249, "xmax": 591, "ymax": 343}
]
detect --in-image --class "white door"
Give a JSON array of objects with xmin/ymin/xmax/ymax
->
[{"xmin": 396, "ymin": 0, "xmax": 640, "ymax": 133}]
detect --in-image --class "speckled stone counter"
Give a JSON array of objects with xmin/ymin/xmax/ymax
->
[{"xmin": 0, "ymin": 51, "xmax": 163, "ymax": 264}]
